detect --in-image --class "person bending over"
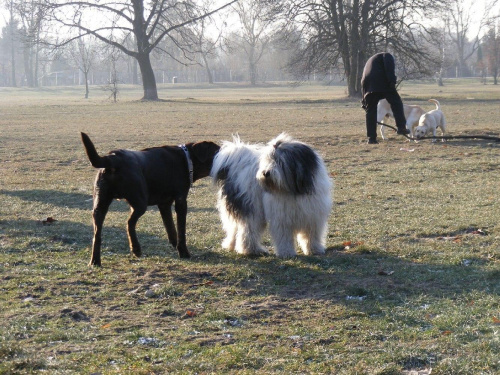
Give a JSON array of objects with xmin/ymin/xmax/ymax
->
[{"xmin": 361, "ymin": 52, "xmax": 410, "ymax": 144}]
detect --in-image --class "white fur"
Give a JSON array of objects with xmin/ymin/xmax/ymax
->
[
  {"xmin": 211, "ymin": 134, "xmax": 333, "ymax": 258},
  {"xmin": 377, "ymin": 99, "xmax": 426, "ymax": 140},
  {"xmin": 413, "ymin": 99, "xmax": 447, "ymax": 141}
]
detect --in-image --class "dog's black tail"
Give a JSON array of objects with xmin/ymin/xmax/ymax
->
[{"xmin": 81, "ymin": 132, "xmax": 111, "ymax": 169}]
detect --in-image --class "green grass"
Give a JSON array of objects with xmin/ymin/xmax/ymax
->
[{"xmin": 0, "ymin": 81, "xmax": 499, "ymax": 374}]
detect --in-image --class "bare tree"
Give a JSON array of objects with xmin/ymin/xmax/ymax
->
[
  {"xmin": 484, "ymin": 22, "xmax": 500, "ymax": 84},
  {"xmin": 187, "ymin": 0, "xmax": 227, "ymax": 84},
  {"xmin": 15, "ymin": 0, "xmax": 49, "ymax": 87},
  {"xmin": 447, "ymin": 0, "xmax": 499, "ymax": 77},
  {"xmin": 261, "ymin": 27, "xmax": 301, "ymax": 81},
  {"xmin": 230, "ymin": 0, "xmax": 281, "ymax": 85},
  {"xmin": 477, "ymin": 44, "xmax": 487, "ymax": 83},
  {"xmin": 285, "ymin": 0, "xmax": 443, "ymax": 97},
  {"xmin": 101, "ymin": 46, "xmax": 121, "ymax": 102},
  {"xmin": 419, "ymin": 21, "xmax": 455, "ymax": 86},
  {"xmin": 44, "ymin": 0, "xmax": 236, "ymax": 100},
  {"xmin": 68, "ymin": 33, "xmax": 99, "ymax": 98},
  {"xmin": 3, "ymin": 0, "xmax": 18, "ymax": 86}
]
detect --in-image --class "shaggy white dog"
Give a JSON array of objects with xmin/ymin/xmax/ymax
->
[{"xmin": 211, "ymin": 133, "xmax": 333, "ymax": 258}]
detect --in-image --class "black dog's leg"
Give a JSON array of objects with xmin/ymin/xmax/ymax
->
[
  {"xmin": 174, "ymin": 197, "xmax": 190, "ymax": 258},
  {"xmin": 90, "ymin": 194, "xmax": 112, "ymax": 267},
  {"xmin": 158, "ymin": 201, "xmax": 178, "ymax": 249},
  {"xmin": 126, "ymin": 202, "xmax": 147, "ymax": 257}
]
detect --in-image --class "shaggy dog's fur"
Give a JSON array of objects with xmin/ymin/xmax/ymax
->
[
  {"xmin": 211, "ymin": 134, "xmax": 332, "ymax": 258},
  {"xmin": 413, "ymin": 99, "xmax": 447, "ymax": 141},
  {"xmin": 81, "ymin": 132, "xmax": 220, "ymax": 266}
]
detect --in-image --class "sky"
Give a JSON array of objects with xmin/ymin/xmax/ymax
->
[{"xmin": 0, "ymin": 0, "xmax": 497, "ymax": 41}]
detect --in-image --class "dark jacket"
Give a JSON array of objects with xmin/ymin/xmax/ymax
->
[{"xmin": 361, "ymin": 53, "xmax": 397, "ymax": 99}]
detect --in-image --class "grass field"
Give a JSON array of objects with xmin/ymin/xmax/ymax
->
[{"xmin": 0, "ymin": 80, "xmax": 499, "ymax": 374}]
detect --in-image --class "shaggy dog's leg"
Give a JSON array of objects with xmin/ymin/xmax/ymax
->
[
  {"xmin": 269, "ymin": 221, "xmax": 297, "ymax": 258},
  {"xmin": 296, "ymin": 194, "xmax": 330, "ymax": 256},
  {"xmin": 235, "ymin": 217, "xmax": 268, "ymax": 256},
  {"xmin": 218, "ymin": 203, "xmax": 237, "ymax": 251},
  {"xmin": 297, "ymin": 228, "xmax": 326, "ymax": 256},
  {"xmin": 221, "ymin": 221, "xmax": 237, "ymax": 251}
]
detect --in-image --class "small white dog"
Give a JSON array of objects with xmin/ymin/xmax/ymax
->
[
  {"xmin": 211, "ymin": 134, "xmax": 332, "ymax": 258},
  {"xmin": 377, "ymin": 99, "xmax": 426, "ymax": 140},
  {"xmin": 413, "ymin": 99, "xmax": 446, "ymax": 141}
]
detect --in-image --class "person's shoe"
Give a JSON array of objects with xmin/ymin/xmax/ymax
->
[
  {"xmin": 397, "ymin": 128, "xmax": 410, "ymax": 135},
  {"xmin": 367, "ymin": 137, "xmax": 379, "ymax": 144}
]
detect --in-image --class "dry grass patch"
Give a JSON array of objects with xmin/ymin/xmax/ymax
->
[{"xmin": 1, "ymin": 81, "xmax": 499, "ymax": 374}]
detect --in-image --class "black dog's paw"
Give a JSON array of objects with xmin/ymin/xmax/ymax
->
[
  {"xmin": 131, "ymin": 248, "xmax": 142, "ymax": 258},
  {"xmin": 177, "ymin": 248, "xmax": 191, "ymax": 258}
]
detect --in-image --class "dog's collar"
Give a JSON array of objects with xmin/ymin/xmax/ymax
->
[{"xmin": 179, "ymin": 145, "xmax": 194, "ymax": 186}]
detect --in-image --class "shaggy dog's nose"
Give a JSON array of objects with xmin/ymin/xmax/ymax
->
[{"xmin": 263, "ymin": 171, "xmax": 270, "ymax": 178}]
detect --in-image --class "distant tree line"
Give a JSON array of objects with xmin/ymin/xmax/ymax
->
[{"xmin": 0, "ymin": 0, "xmax": 499, "ymax": 99}]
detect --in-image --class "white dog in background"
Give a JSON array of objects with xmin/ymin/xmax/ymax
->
[
  {"xmin": 413, "ymin": 99, "xmax": 447, "ymax": 141},
  {"xmin": 377, "ymin": 99, "xmax": 426, "ymax": 140},
  {"xmin": 211, "ymin": 133, "xmax": 332, "ymax": 258}
]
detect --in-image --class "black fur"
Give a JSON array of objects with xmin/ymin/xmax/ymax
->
[
  {"xmin": 221, "ymin": 176, "xmax": 253, "ymax": 219},
  {"xmin": 214, "ymin": 166, "xmax": 253, "ymax": 219},
  {"xmin": 81, "ymin": 132, "xmax": 220, "ymax": 266}
]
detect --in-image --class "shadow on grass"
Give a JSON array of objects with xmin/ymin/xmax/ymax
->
[
  {"xmin": 1, "ymin": 215, "xmax": 498, "ymax": 315},
  {"xmin": 1, "ymin": 189, "xmax": 98, "ymax": 210},
  {"xmin": 186, "ymin": 245, "xmax": 500, "ymax": 306},
  {"xmin": 0, "ymin": 217, "xmax": 179, "ymax": 259},
  {"xmin": 0, "ymin": 189, "xmax": 215, "ymax": 213}
]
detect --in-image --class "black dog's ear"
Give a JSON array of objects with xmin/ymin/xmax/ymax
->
[{"xmin": 191, "ymin": 141, "xmax": 220, "ymax": 163}]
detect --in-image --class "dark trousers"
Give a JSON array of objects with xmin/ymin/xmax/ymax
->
[{"xmin": 364, "ymin": 91, "xmax": 406, "ymax": 139}]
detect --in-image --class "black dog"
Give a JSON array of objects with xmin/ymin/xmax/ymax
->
[{"xmin": 80, "ymin": 132, "xmax": 220, "ymax": 266}]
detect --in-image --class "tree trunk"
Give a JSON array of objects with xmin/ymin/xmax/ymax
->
[
  {"xmin": 9, "ymin": 4, "xmax": 16, "ymax": 87},
  {"xmin": 331, "ymin": 0, "xmax": 357, "ymax": 96},
  {"xmin": 34, "ymin": 44, "xmax": 39, "ymax": 87},
  {"xmin": 23, "ymin": 45, "xmax": 34, "ymax": 87},
  {"xmin": 10, "ymin": 34, "xmax": 16, "ymax": 87},
  {"xmin": 249, "ymin": 45, "xmax": 257, "ymax": 85},
  {"xmin": 84, "ymin": 71, "xmax": 89, "ymax": 98},
  {"xmin": 206, "ymin": 66, "xmax": 214, "ymax": 84},
  {"xmin": 346, "ymin": 69, "xmax": 357, "ymax": 96},
  {"xmin": 249, "ymin": 62, "xmax": 257, "ymax": 85},
  {"xmin": 137, "ymin": 53, "xmax": 158, "ymax": 100},
  {"xmin": 34, "ymin": 26, "xmax": 41, "ymax": 87},
  {"xmin": 202, "ymin": 53, "xmax": 214, "ymax": 84},
  {"xmin": 356, "ymin": 0, "xmax": 370, "ymax": 96},
  {"xmin": 131, "ymin": 0, "xmax": 158, "ymax": 100},
  {"xmin": 437, "ymin": 44, "xmax": 445, "ymax": 86},
  {"xmin": 132, "ymin": 58, "xmax": 139, "ymax": 85},
  {"xmin": 347, "ymin": 0, "xmax": 360, "ymax": 97}
]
